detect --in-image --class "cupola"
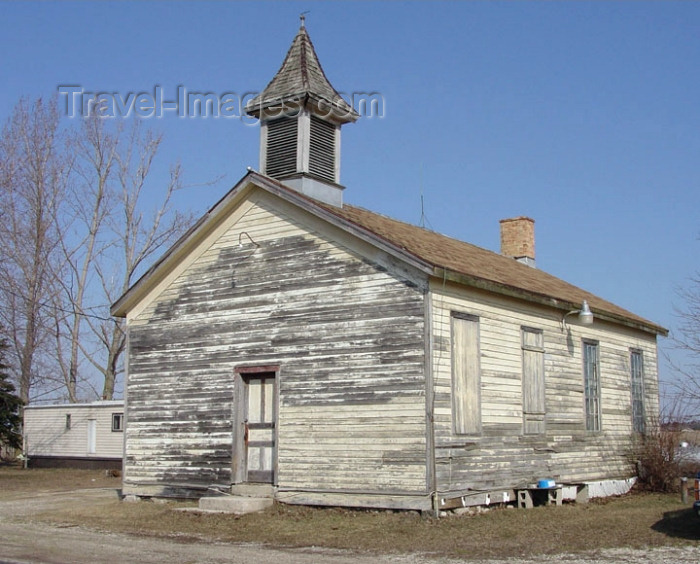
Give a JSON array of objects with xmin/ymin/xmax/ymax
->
[{"xmin": 245, "ymin": 17, "xmax": 359, "ymax": 207}]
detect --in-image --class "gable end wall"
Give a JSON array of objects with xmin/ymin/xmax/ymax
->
[{"xmin": 123, "ymin": 191, "xmax": 428, "ymax": 500}]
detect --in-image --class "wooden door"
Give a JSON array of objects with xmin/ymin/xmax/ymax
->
[{"xmin": 239, "ymin": 372, "xmax": 276, "ymax": 483}]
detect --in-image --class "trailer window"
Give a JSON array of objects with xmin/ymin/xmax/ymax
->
[{"xmin": 112, "ymin": 412, "xmax": 124, "ymax": 432}]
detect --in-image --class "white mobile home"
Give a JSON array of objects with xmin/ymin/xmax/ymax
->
[{"xmin": 23, "ymin": 401, "xmax": 124, "ymax": 470}]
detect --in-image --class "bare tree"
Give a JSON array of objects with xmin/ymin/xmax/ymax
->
[
  {"xmin": 668, "ymin": 271, "xmax": 700, "ymax": 419},
  {"xmin": 54, "ymin": 116, "xmax": 119, "ymax": 401},
  {"xmin": 0, "ymin": 98, "xmax": 67, "ymax": 403},
  {"xmin": 81, "ymin": 123, "xmax": 194, "ymax": 399},
  {"xmin": 0, "ymin": 97, "xmax": 194, "ymax": 403}
]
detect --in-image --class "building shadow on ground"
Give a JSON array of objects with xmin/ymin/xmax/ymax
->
[{"xmin": 651, "ymin": 507, "xmax": 700, "ymax": 541}]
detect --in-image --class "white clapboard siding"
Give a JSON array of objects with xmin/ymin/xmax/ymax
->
[
  {"xmin": 429, "ymin": 281, "xmax": 659, "ymax": 493},
  {"xmin": 122, "ymin": 181, "xmax": 661, "ymax": 507},
  {"xmin": 23, "ymin": 401, "xmax": 124, "ymax": 460},
  {"xmin": 124, "ymin": 189, "xmax": 428, "ymax": 498}
]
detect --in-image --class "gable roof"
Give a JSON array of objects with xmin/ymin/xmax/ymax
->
[
  {"xmin": 320, "ymin": 203, "xmax": 667, "ymax": 335},
  {"xmin": 245, "ymin": 22, "xmax": 358, "ymax": 122},
  {"xmin": 111, "ymin": 171, "xmax": 666, "ymax": 336}
]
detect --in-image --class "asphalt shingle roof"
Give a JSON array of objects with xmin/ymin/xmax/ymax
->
[{"xmin": 314, "ymin": 198, "xmax": 667, "ymax": 335}]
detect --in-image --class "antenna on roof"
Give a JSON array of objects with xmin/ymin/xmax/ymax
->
[
  {"xmin": 300, "ymin": 11, "xmax": 309, "ymax": 27},
  {"xmin": 418, "ymin": 163, "xmax": 434, "ymax": 231},
  {"xmin": 419, "ymin": 163, "xmax": 426, "ymax": 228}
]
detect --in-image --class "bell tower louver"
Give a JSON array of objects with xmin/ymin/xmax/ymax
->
[{"xmin": 245, "ymin": 17, "xmax": 358, "ymax": 207}]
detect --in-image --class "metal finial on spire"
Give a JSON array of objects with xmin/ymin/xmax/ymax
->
[{"xmin": 300, "ymin": 11, "xmax": 309, "ymax": 28}]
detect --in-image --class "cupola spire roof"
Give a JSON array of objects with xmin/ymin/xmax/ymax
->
[{"xmin": 246, "ymin": 20, "xmax": 358, "ymax": 123}]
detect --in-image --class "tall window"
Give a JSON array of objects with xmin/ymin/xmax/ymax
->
[
  {"xmin": 522, "ymin": 327, "xmax": 545, "ymax": 435},
  {"xmin": 451, "ymin": 312, "xmax": 481, "ymax": 435},
  {"xmin": 630, "ymin": 350, "xmax": 645, "ymax": 434},
  {"xmin": 583, "ymin": 340, "xmax": 601, "ymax": 432}
]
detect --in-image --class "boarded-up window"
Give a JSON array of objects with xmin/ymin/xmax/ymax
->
[
  {"xmin": 583, "ymin": 340, "xmax": 601, "ymax": 432},
  {"xmin": 522, "ymin": 327, "xmax": 545, "ymax": 435},
  {"xmin": 451, "ymin": 312, "xmax": 481, "ymax": 435},
  {"xmin": 630, "ymin": 350, "xmax": 645, "ymax": 434}
]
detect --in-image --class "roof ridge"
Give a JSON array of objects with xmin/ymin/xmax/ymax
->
[{"xmin": 298, "ymin": 25, "xmax": 309, "ymax": 91}]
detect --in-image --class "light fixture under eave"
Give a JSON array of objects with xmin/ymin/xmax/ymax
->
[
  {"xmin": 578, "ymin": 300, "xmax": 594, "ymax": 325},
  {"xmin": 561, "ymin": 300, "xmax": 594, "ymax": 331}
]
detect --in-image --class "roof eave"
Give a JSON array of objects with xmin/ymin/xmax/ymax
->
[
  {"xmin": 110, "ymin": 173, "xmax": 259, "ymax": 318},
  {"xmin": 245, "ymin": 94, "xmax": 359, "ymax": 123},
  {"xmin": 433, "ymin": 267, "xmax": 668, "ymax": 337}
]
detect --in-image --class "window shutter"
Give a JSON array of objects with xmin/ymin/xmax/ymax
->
[
  {"xmin": 522, "ymin": 328, "xmax": 545, "ymax": 435},
  {"xmin": 451, "ymin": 313, "xmax": 481, "ymax": 435}
]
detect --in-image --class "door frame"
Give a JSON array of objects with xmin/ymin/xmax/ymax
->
[{"xmin": 232, "ymin": 365, "xmax": 280, "ymax": 485}]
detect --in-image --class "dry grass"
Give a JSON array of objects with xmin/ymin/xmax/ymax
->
[
  {"xmin": 0, "ymin": 463, "xmax": 118, "ymax": 499},
  {"xmin": 2, "ymin": 464, "xmax": 699, "ymax": 560},
  {"xmin": 40, "ymin": 495, "xmax": 700, "ymax": 559}
]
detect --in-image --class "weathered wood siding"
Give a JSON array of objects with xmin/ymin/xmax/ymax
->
[
  {"xmin": 23, "ymin": 401, "xmax": 124, "ymax": 461},
  {"xmin": 124, "ymin": 189, "xmax": 428, "ymax": 498},
  {"xmin": 430, "ymin": 281, "xmax": 659, "ymax": 494}
]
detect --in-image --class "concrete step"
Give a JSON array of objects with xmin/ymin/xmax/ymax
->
[{"xmin": 198, "ymin": 495, "xmax": 273, "ymax": 515}]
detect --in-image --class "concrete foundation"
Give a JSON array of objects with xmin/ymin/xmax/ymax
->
[{"xmin": 198, "ymin": 496, "xmax": 273, "ymax": 514}]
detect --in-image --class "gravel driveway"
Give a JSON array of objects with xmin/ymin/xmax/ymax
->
[{"xmin": 1, "ymin": 488, "xmax": 698, "ymax": 564}]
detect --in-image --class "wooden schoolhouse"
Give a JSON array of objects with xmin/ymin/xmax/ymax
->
[{"xmin": 111, "ymin": 21, "xmax": 666, "ymax": 511}]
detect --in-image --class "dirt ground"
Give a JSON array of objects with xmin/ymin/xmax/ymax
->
[
  {"xmin": 1, "ymin": 467, "xmax": 699, "ymax": 563},
  {"xmin": 0, "ymin": 490, "xmax": 698, "ymax": 564}
]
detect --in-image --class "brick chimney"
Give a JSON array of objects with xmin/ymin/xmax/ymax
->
[{"xmin": 500, "ymin": 217, "xmax": 536, "ymax": 268}]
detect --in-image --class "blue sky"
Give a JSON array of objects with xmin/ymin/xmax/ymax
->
[{"xmin": 2, "ymin": 1, "xmax": 699, "ymax": 396}]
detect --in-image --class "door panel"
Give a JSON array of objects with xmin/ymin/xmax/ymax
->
[
  {"xmin": 235, "ymin": 372, "xmax": 276, "ymax": 484},
  {"xmin": 87, "ymin": 419, "xmax": 97, "ymax": 454}
]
